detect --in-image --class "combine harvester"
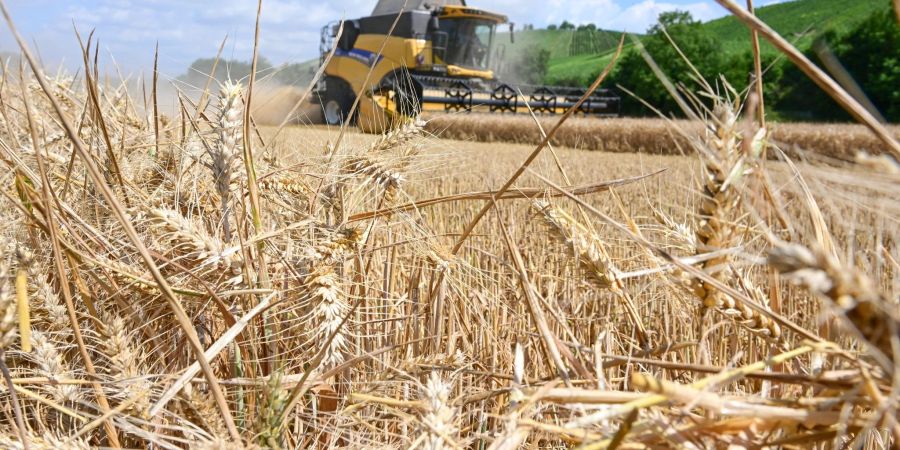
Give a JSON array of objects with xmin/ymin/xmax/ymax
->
[{"xmin": 314, "ymin": 0, "xmax": 620, "ymax": 132}]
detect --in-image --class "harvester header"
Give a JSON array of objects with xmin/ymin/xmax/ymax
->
[{"xmin": 315, "ymin": 0, "xmax": 620, "ymax": 131}]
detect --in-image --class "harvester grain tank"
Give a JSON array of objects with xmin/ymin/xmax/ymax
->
[{"xmin": 315, "ymin": 0, "xmax": 620, "ymax": 131}]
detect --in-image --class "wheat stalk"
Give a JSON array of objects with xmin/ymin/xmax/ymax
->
[
  {"xmin": 0, "ymin": 261, "xmax": 15, "ymax": 351},
  {"xmin": 14, "ymin": 246, "xmax": 32, "ymax": 352}
]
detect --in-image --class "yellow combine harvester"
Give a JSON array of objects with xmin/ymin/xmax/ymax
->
[{"xmin": 314, "ymin": 0, "xmax": 620, "ymax": 131}]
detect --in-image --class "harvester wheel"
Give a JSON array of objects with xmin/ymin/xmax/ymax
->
[{"xmin": 322, "ymin": 77, "xmax": 353, "ymax": 125}]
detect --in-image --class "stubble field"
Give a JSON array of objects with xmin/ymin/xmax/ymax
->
[{"xmin": 0, "ymin": 43, "xmax": 897, "ymax": 450}]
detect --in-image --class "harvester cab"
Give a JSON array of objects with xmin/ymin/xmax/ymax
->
[{"xmin": 315, "ymin": 0, "xmax": 620, "ymax": 132}]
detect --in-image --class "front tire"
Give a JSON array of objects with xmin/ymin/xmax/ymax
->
[{"xmin": 322, "ymin": 77, "xmax": 353, "ymax": 126}]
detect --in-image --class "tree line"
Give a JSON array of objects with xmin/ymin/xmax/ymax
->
[
  {"xmin": 586, "ymin": 7, "xmax": 898, "ymax": 121},
  {"xmin": 177, "ymin": 56, "xmax": 314, "ymax": 88}
]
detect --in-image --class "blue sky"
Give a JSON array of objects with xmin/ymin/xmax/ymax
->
[{"xmin": 0, "ymin": 0, "xmax": 778, "ymax": 78}]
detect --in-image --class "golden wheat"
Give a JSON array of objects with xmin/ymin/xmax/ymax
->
[
  {"xmin": 0, "ymin": 27, "xmax": 895, "ymax": 449},
  {"xmin": 424, "ymin": 113, "xmax": 900, "ymax": 159}
]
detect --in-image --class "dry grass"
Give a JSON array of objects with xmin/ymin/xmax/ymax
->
[
  {"xmin": 425, "ymin": 113, "xmax": 900, "ymax": 160},
  {"xmin": 0, "ymin": 14, "xmax": 897, "ymax": 450}
]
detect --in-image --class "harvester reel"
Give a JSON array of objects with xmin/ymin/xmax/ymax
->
[
  {"xmin": 529, "ymin": 87, "xmax": 558, "ymax": 114},
  {"xmin": 489, "ymin": 83, "xmax": 517, "ymax": 113},
  {"xmin": 444, "ymin": 81, "xmax": 473, "ymax": 113},
  {"xmin": 565, "ymin": 91, "xmax": 592, "ymax": 115}
]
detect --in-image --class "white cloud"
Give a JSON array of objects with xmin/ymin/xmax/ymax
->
[
  {"xmin": 609, "ymin": 1, "xmax": 720, "ymax": 33},
  {"xmin": 0, "ymin": 0, "xmax": 736, "ymax": 76},
  {"xmin": 500, "ymin": 0, "xmax": 725, "ymax": 33}
]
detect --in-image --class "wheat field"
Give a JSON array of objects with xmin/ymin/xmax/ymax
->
[
  {"xmin": 423, "ymin": 113, "xmax": 900, "ymax": 161},
  {"xmin": 0, "ymin": 5, "xmax": 898, "ymax": 450}
]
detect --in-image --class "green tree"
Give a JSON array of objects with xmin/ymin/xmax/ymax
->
[
  {"xmin": 720, "ymin": 50, "xmax": 786, "ymax": 109},
  {"xmin": 608, "ymin": 11, "xmax": 724, "ymax": 116},
  {"xmin": 774, "ymin": 5, "xmax": 899, "ymax": 121},
  {"xmin": 559, "ymin": 21, "xmax": 575, "ymax": 30},
  {"xmin": 547, "ymin": 24, "xmax": 558, "ymax": 31}
]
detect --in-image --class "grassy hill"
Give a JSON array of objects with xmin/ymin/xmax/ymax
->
[
  {"xmin": 540, "ymin": 0, "xmax": 885, "ymax": 86},
  {"xmin": 496, "ymin": 28, "xmax": 622, "ymax": 60},
  {"xmin": 545, "ymin": 51, "xmax": 626, "ymax": 86},
  {"xmin": 494, "ymin": 27, "xmax": 625, "ymax": 84},
  {"xmin": 704, "ymin": 0, "xmax": 886, "ymax": 55}
]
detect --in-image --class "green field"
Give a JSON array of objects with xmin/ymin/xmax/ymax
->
[
  {"xmin": 495, "ymin": 27, "xmax": 624, "ymax": 85},
  {"xmin": 704, "ymin": 0, "xmax": 885, "ymax": 55},
  {"xmin": 496, "ymin": 28, "xmax": 622, "ymax": 60},
  {"xmin": 545, "ymin": 51, "xmax": 624, "ymax": 86},
  {"xmin": 535, "ymin": 0, "xmax": 886, "ymax": 86}
]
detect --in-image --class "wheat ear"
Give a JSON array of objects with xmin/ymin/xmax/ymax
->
[
  {"xmin": 254, "ymin": 371, "xmax": 288, "ymax": 448},
  {"xmin": 143, "ymin": 207, "xmax": 242, "ymax": 277},
  {"xmin": 99, "ymin": 315, "xmax": 151, "ymax": 416},
  {"xmin": 32, "ymin": 275, "xmax": 68, "ymax": 333},
  {"xmin": 418, "ymin": 372, "xmax": 458, "ymax": 450},
  {"xmin": 346, "ymin": 116, "xmax": 424, "ymax": 203},
  {"xmin": 209, "ymin": 81, "xmax": 244, "ymax": 240},
  {"xmin": 769, "ymin": 244, "xmax": 897, "ymax": 361},
  {"xmin": 0, "ymin": 431, "xmax": 90, "ymax": 450},
  {"xmin": 302, "ymin": 225, "xmax": 363, "ymax": 369},
  {"xmin": 533, "ymin": 200, "xmax": 650, "ymax": 346},
  {"xmin": 690, "ymin": 102, "xmax": 782, "ymax": 341},
  {"xmin": 177, "ymin": 382, "xmax": 229, "ymax": 439},
  {"xmin": 692, "ymin": 103, "xmax": 741, "ymax": 309},
  {"xmin": 30, "ymin": 331, "xmax": 80, "ymax": 403},
  {"xmin": 367, "ymin": 117, "xmax": 425, "ymax": 154},
  {"xmin": 305, "ymin": 265, "xmax": 349, "ymax": 368}
]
